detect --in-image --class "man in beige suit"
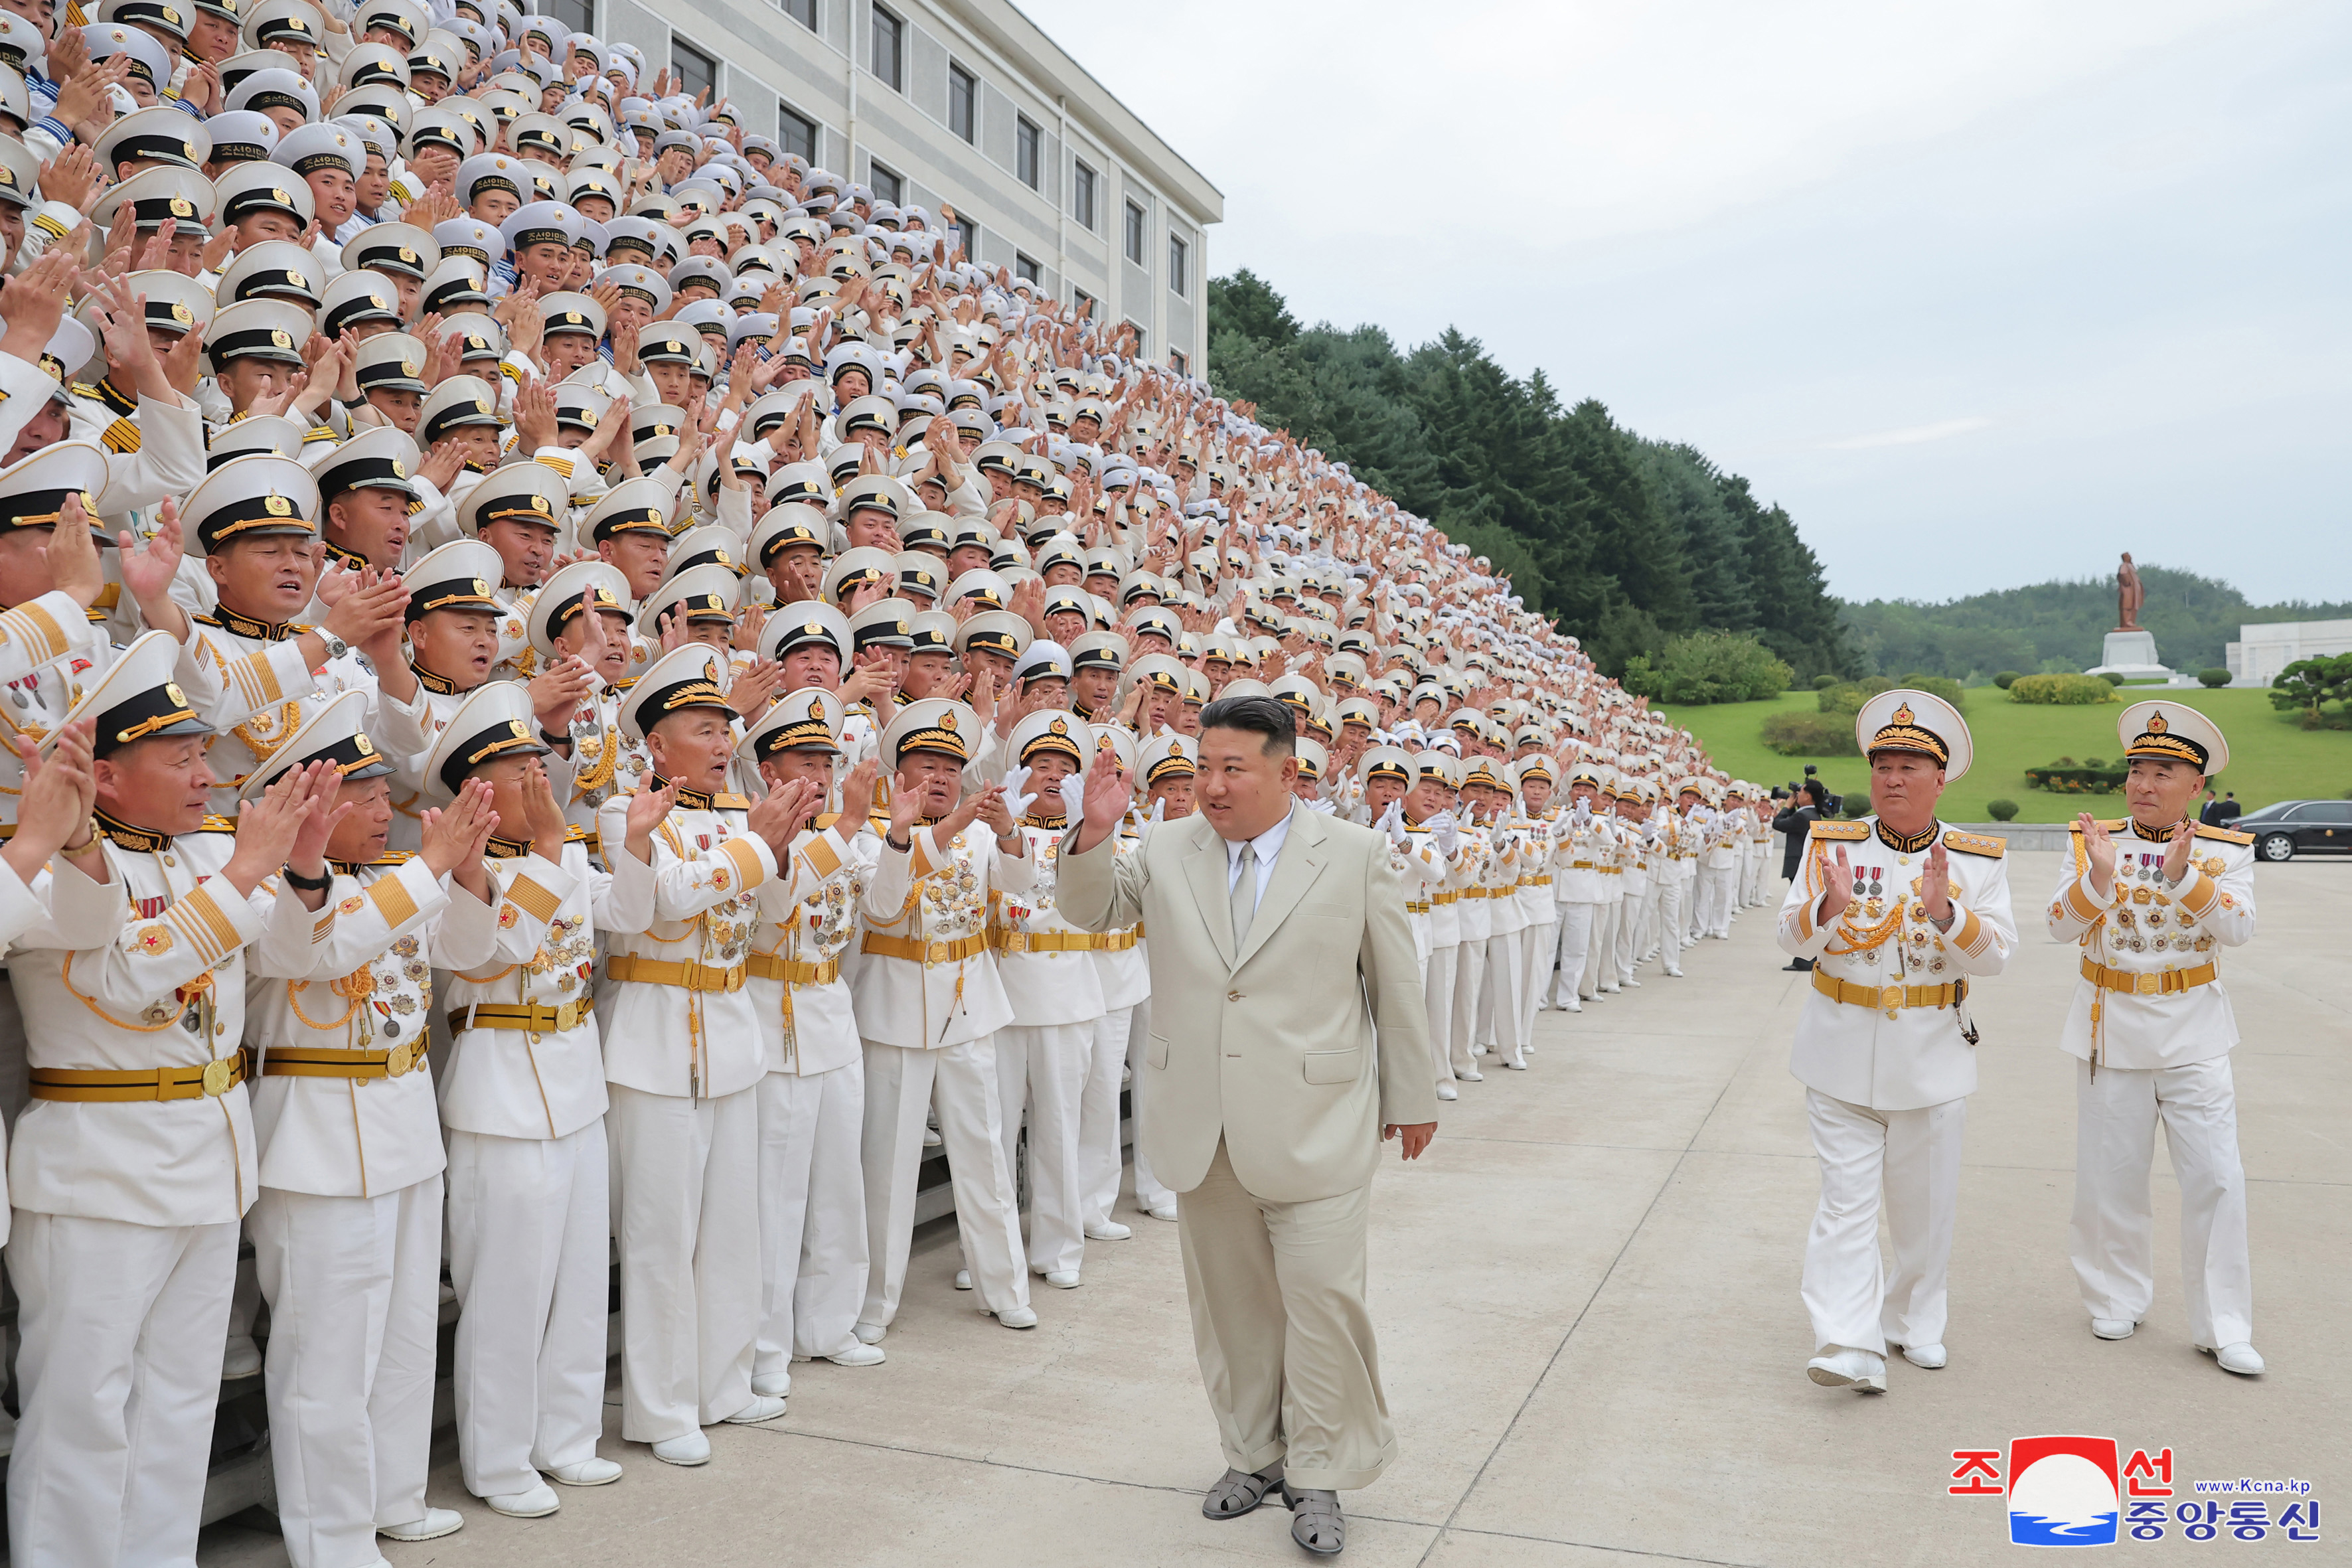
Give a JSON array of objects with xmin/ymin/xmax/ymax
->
[{"xmin": 1059, "ymin": 695, "xmax": 1437, "ymax": 1557}]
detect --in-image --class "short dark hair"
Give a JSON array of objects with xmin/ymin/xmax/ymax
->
[{"xmin": 1199, "ymin": 694, "xmax": 1296, "ymax": 759}]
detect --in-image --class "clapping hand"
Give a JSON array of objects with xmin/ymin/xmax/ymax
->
[
  {"xmin": 1820, "ymin": 844, "xmax": 1855, "ymax": 921},
  {"xmin": 418, "ymin": 779, "xmax": 501, "ymax": 876},
  {"xmin": 1378, "ymin": 799, "xmax": 1407, "ymax": 847},
  {"xmin": 1429, "ymin": 810, "xmax": 1459, "ymax": 856},
  {"xmin": 1921, "ymin": 840, "xmax": 1951, "ymax": 924},
  {"xmin": 1000, "ymin": 763, "xmax": 1036, "ymax": 821},
  {"xmin": 747, "ymin": 777, "xmax": 821, "ymax": 852},
  {"xmin": 1058, "ymin": 769, "xmax": 1086, "ymax": 824},
  {"xmin": 2161, "ymin": 818, "xmax": 2195, "ymax": 884}
]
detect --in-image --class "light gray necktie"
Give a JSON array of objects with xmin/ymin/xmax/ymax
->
[{"xmin": 1229, "ymin": 842, "xmax": 1257, "ymax": 947}]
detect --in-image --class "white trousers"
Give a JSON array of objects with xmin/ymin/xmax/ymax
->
[
  {"xmin": 1520, "ymin": 917, "xmax": 1555, "ymax": 1040},
  {"xmin": 1585, "ymin": 901, "xmax": 1619, "ymax": 994},
  {"xmin": 1550, "ymin": 904, "xmax": 1593, "ymax": 1007},
  {"xmin": 860, "ymin": 1036, "xmax": 1029, "ymax": 1325},
  {"xmin": 251, "ymin": 1178, "xmax": 442, "ymax": 1563},
  {"xmin": 1612, "ymin": 888, "xmax": 1642, "ymax": 982},
  {"xmin": 1654, "ymin": 881, "xmax": 1686, "ymax": 973},
  {"xmin": 1422, "ymin": 943, "xmax": 1458, "ymax": 1085},
  {"xmin": 2070, "ymin": 1054, "xmax": 2252, "ymax": 1347},
  {"xmin": 1689, "ymin": 869, "xmax": 1715, "ymax": 941},
  {"xmin": 1802, "ymin": 1089, "xmax": 1966, "ymax": 1355},
  {"xmin": 1702, "ymin": 866, "xmax": 1738, "ymax": 937},
  {"xmin": 1478, "ymin": 929, "xmax": 1525, "ymax": 1063},
  {"xmin": 1743, "ymin": 848, "xmax": 1768, "ymax": 905},
  {"xmin": 7, "ymin": 1213, "xmax": 236, "ymax": 1568},
  {"xmin": 1449, "ymin": 932, "xmax": 1487, "ymax": 1071},
  {"xmin": 446, "ymin": 1123, "xmax": 611, "ymax": 1499},
  {"xmin": 607, "ymin": 1083, "xmax": 760, "ymax": 1441},
  {"xmin": 1122, "ymin": 1002, "xmax": 1175, "ymax": 1212},
  {"xmin": 990, "ymin": 1020, "xmax": 1097, "ymax": 1276},
  {"xmin": 1077, "ymin": 1004, "xmax": 1137, "ymax": 1231},
  {"xmin": 755, "ymin": 1061, "xmax": 870, "ymax": 1386}
]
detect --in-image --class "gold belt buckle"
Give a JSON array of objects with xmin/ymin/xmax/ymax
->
[
  {"xmin": 200, "ymin": 1057, "xmax": 235, "ymax": 1097},
  {"xmin": 2136, "ymin": 972, "xmax": 2161, "ymax": 996},
  {"xmin": 1879, "ymin": 983, "xmax": 1904, "ymax": 1016},
  {"xmin": 555, "ymin": 998, "xmax": 582, "ymax": 1032},
  {"xmin": 384, "ymin": 1041, "xmax": 418, "ymax": 1077}
]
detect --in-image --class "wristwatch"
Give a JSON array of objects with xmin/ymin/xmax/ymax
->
[{"xmin": 319, "ymin": 631, "xmax": 349, "ymax": 662}]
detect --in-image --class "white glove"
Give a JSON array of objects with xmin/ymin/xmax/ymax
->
[
  {"xmin": 1304, "ymin": 797, "xmax": 1336, "ymax": 815},
  {"xmin": 1430, "ymin": 811, "xmax": 1460, "ymax": 856},
  {"xmin": 1001, "ymin": 764, "xmax": 1036, "ymax": 822},
  {"xmin": 1058, "ymin": 769, "xmax": 1086, "ymax": 824},
  {"xmin": 1378, "ymin": 799, "xmax": 1408, "ymax": 847}
]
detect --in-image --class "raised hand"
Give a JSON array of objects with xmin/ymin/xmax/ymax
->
[
  {"xmin": 40, "ymin": 495, "xmax": 106, "ymax": 609},
  {"xmin": 727, "ymin": 659, "xmax": 783, "ymax": 717},
  {"xmin": 5, "ymin": 721, "xmax": 96, "ymax": 876},
  {"xmin": 528, "ymin": 656, "xmax": 596, "ymax": 734},
  {"xmin": 1921, "ymin": 840, "xmax": 1952, "ymax": 923},
  {"xmin": 999, "ymin": 763, "xmax": 1035, "ymax": 821},
  {"xmin": 287, "ymin": 760, "xmax": 354, "ymax": 875},
  {"xmin": 747, "ymin": 777, "xmax": 819, "ymax": 851},
  {"xmin": 225, "ymin": 764, "xmax": 323, "ymax": 896},
  {"xmin": 1820, "ymin": 844, "xmax": 1855, "ymax": 920},
  {"xmin": 420, "ymin": 779, "xmax": 499, "ymax": 876},
  {"xmin": 2163, "ymin": 818, "xmax": 2195, "ymax": 885},
  {"xmin": 1073, "ymin": 745, "xmax": 1128, "ymax": 849},
  {"xmin": 519, "ymin": 759, "xmax": 568, "ymax": 853}
]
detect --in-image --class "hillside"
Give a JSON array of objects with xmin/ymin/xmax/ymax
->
[
  {"xmin": 1205, "ymin": 272, "xmax": 1854, "ymax": 681},
  {"xmin": 1840, "ymin": 568, "xmax": 2352, "ymax": 682}
]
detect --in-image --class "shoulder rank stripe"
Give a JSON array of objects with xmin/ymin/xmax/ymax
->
[
  {"xmin": 2067, "ymin": 819, "xmax": 2130, "ymax": 834},
  {"xmin": 196, "ymin": 814, "xmax": 238, "ymax": 834},
  {"xmin": 101, "ymin": 416, "xmax": 142, "ymax": 454},
  {"xmin": 2194, "ymin": 823, "xmax": 2255, "ymax": 845},
  {"xmin": 1808, "ymin": 821, "xmax": 1871, "ymax": 840},
  {"xmin": 1942, "ymin": 829, "xmax": 2005, "ymax": 858}
]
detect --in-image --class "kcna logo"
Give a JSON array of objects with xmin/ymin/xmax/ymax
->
[{"xmin": 1950, "ymin": 1437, "xmax": 2142, "ymax": 1547}]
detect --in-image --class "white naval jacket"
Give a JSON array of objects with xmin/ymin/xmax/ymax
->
[
  {"xmin": 594, "ymin": 787, "xmax": 795, "ymax": 1101},
  {"xmin": 244, "ymin": 854, "xmax": 483, "ymax": 1198},
  {"xmin": 1090, "ymin": 819, "xmax": 1152, "ymax": 1013},
  {"xmin": 9, "ymin": 820, "xmax": 327, "ymax": 1226},
  {"xmin": 995, "ymin": 815, "xmax": 1107, "ymax": 1028},
  {"xmin": 191, "ymin": 611, "xmax": 435, "ymax": 815},
  {"xmin": 852, "ymin": 817, "xmax": 1037, "ymax": 1050},
  {"xmin": 747, "ymin": 814, "xmax": 879, "ymax": 1077},
  {"xmin": 2045, "ymin": 819, "xmax": 2256, "ymax": 1070},
  {"xmin": 1777, "ymin": 817, "xmax": 2017, "ymax": 1111},
  {"xmin": 1389, "ymin": 821, "xmax": 1452, "ymax": 965},
  {"xmin": 441, "ymin": 839, "xmax": 655, "ymax": 1141},
  {"xmin": 1551, "ymin": 807, "xmax": 1616, "ymax": 904}
]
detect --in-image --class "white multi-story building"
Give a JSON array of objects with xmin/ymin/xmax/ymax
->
[
  {"xmin": 549, "ymin": 0, "xmax": 1221, "ymax": 373},
  {"xmin": 2227, "ymin": 619, "xmax": 2352, "ymax": 686}
]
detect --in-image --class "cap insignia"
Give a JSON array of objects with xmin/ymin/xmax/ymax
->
[
  {"xmin": 263, "ymin": 494, "xmax": 292, "ymax": 516},
  {"xmin": 1890, "ymin": 701, "xmax": 1914, "ymax": 726},
  {"xmin": 2146, "ymin": 710, "xmax": 2169, "ymax": 734}
]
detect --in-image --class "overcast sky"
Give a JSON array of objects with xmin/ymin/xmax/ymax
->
[{"xmin": 1016, "ymin": 0, "xmax": 2348, "ymax": 609}]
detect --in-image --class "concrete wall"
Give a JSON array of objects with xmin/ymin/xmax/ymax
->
[{"xmin": 601, "ymin": 0, "xmax": 1221, "ymax": 372}]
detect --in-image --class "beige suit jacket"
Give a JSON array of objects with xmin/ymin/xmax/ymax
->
[{"xmin": 1058, "ymin": 805, "xmax": 1436, "ymax": 1204}]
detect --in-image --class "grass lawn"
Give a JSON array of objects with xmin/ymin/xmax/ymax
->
[{"xmin": 1654, "ymin": 688, "xmax": 2352, "ymax": 823}]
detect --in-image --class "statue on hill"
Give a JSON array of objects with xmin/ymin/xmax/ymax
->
[{"xmin": 2116, "ymin": 552, "xmax": 2144, "ymax": 632}]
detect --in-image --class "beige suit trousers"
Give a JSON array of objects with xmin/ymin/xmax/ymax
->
[{"xmin": 1178, "ymin": 1140, "xmax": 1395, "ymax": 1492}]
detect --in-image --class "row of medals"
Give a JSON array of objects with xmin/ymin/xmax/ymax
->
[{"xmin": 2112, "ymin": 857, "xmax": 2199, "ymax": 953}]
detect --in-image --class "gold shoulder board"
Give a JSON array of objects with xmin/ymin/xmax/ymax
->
[
  {"xmin": 713, "ymin": 793, "xmax": 751, "ymax": 810},
  {"xmin": 1942, "ymin": 829, "xmax": 2005, "ymax": 858},
  {"xmin": 2194, "ymin": 823, "xmax": 2255, "ymax": 845},
  {"xmin": 1809, "ymin": 821, "xmax": 1870, "ymax": 841},
  {"xmin": 197, "ymin": 815, "xmax": 238, "ymax": 833}
]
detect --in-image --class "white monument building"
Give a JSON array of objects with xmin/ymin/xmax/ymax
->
[{"xmin": 2227, "ymin": 619, "xmax": 2352, "ymax": 686}]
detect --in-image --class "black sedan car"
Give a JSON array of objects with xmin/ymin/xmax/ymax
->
[{"xmin": 2231, "ymin": 799, "xmax": 2352, "ymax": 861}]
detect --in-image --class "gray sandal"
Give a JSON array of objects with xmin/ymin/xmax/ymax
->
[
  {"xmin": 1202, "ymin": 1465, "xmax": 1283, "ymax": 1520},
  {"xmin": 1284, "ymin": 1484, "xmax": 1345, "ymax": 1555}
]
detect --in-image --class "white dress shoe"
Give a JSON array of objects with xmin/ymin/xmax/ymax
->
[
  {"xmin": 922, "ymin": 1126, "xmax": 942, "ymax": 1147},
  {"xmin": 852, "ymin": 1321, "xmax": 888, "ymax": 1345},
  {"xmin": 824, "ymin": 1342, "xmax": 886, "ymax": 1368},
  {"xmin": 1665, "ymin": 968, "xmax": 1684, "ymax": 977},
  {"xmin": 485, "ymin": 1483, "xmax": 560, "ymax": 1518},
  {"xmin": 1805, "ymin": 1349, "xmax": 1887, "ymax": 1392},
  {"xmin": 2091, "ymin": 1318, "xmax": 2136, "ymax": 1340},
  {"xmin": 1083, "ymin": 1219, "xmax": 1132, "ymax": 1241},
  {"xmin": 1501, "ymin": 1059, "xmax": 1528, "ymax": 1070},
  {"xmin": 1900, "ymin": 1343, "xmax": 1947, "ymax": 1370},
  {"xmin": 651, "ymin": 1433, "xmax": 711, "ymax": 1466},
  {"xmin": 750, "ymin": 1372, "xmax": 791, "ymax": 1398},
  {"xmin": 221, "ymin": 1339, "xmax": 262, "ymax": 1381},
  {"xmin": 992, "ymin": 1304, "xmax": 1038, "ymax": 1328},
  {"xmin": 953, "ymin": 1269, "xmax": 973, "ymax": 1291},
  {"xmin": 1145, "ymin": 1200, "xmax": 1179, "ymax": 1222},
  {"xmin": 722, "ymin": 1395, "xmax": 787, "ymax": 1425},
  {"xmin": 1037, "ymin": 1269, "xmax": 1082, "ymax": 1289},
  {"xmin": 1436, "ymin": 1082, "xmax": 1458, "ymax": 1101},
  {"xmin": 379, "ymin": 1508, "xmax": 465, "ymax": 1541},
  {"xmin": 546, "ymin": 1457, "xmax": 623, "ymax": 1486},
  {"xmin": 1622, "ymin": 978, "xmax": 1641, "ymax": 987},
  {"xmin": 2201, "ymin": 1342, "xmax": 2266, "ymax": 1375},
  {"xmin": 1456, "ymin": 1069, "xmax": 1483, "ymax": 1083},
  {"xmin": 1563, "ymin": 998, "xmax": 1582, "ymax": 1012}
]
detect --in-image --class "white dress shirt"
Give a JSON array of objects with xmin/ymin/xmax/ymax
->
[{"xmin": 1225, "ymin": 803, "xmax": 1296, "ymax": 913}]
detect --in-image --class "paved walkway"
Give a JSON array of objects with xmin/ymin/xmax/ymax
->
[{"xmin": 203, "ymin": 850, "xmax": 2350, "ymax": 1565}]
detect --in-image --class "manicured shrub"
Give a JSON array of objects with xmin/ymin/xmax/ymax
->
[
  {"xmin": 2009, "ymin": 673, "xmax": 2118, "ymax": 705},
  {"xmin": 1992, "ymin": 670, "xmax": 2021, "ymax": 690},
  {"xmin": 2197, "ymin": 668, "xmax": 2231, "ymax": 688},
  {"xmin": 1986, "ymin": 799, "xmax": 2019, "ymax": 821},
  {"xmin": 1761, "ymin": 712, "xmax": 1857, "ymax": 757}
]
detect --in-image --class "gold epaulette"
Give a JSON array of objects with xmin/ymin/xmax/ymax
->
[
  {"xmin": 563, "ymin": 824, "xmax": 590, "ymax": 842},
  {"xmin": 370, "ymin": 850, "xmax": 414, "ymax": 864},
  {"xmin": 1942, "ymin": 829, "xmax": 2005, "ymax": 858},
  {"xmin": 813, "ymin": 812, "xmax": 842, "ymax": 831},
  {"xmin": 2067, "ymin": 819, "xmax": 2130, "ymax": 834},
  {"xmin": 196, "ymin": 814, "xmax": 238, "ymax": 833},
  {"xmin": 712, "ymin": 793, "xmax": 750, "ymax": 810},
  {"xmin": 1809, "ymin": 821, "xmax": 1870, "ymax": 841},
  {"xmin": 2194, "ymin": 823, "xmax": 2254, "ymax": 845}
]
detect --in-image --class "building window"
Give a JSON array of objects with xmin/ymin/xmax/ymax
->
[
  {"xmin": 542, "ymin": 0, "xmax": 590, "ymax": 31},
  {"xmin": 1168, "ymin": 234, "xmax": 1187, "ymax": 297},
  {"xmin": 871, "ymin": 3, "xmax": 903, "ymax": 91},
  {"xmin": 672, "ymin": 37, "xmax": 717, "ymax": 102},
  {"xmin": 1016, "ymin": 115, "xmax": 1040, "ymax": 189},
  {"xmin": 777, "ymin": 102, "xmax": 818, "ymax": 164},
  {"xmin": 1170, "ymin": 349, "xmax": 1188, "ymax": 375},
  {"xmin": 1072, "ymin": 161, "xmax": 1096, "ymax": 229},
  {"xmin": 869, "ymin": 161, "xmax": 902, "ymax": 206},
  {"xmin": 1073, "ymin": 286, "xmax": 1093, "ymax": 318},
  {"xmin": 947, "ymin": 62, "xmax": 975, "ymax": 142},
  {"xmin": 1125, "ymin": 320, "xmax": 1146, "ymax": 356},
  {"xmin": 1124, "ymin": 200, "xmax": 1145, "ymax": 266},
  {"xmin": 775, "ymin": 0, "xmax": 816, "ymax": 29},
  {"xmin": 951, "ymin": 215, "xmax": 977, "ymax": 261},
  {"xmin": 1014, "ymin": 253, "xmax": 1040, "ymax": 284}
]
